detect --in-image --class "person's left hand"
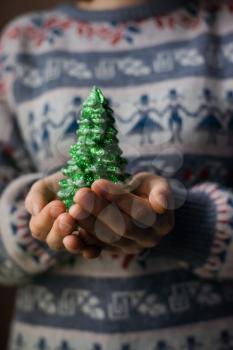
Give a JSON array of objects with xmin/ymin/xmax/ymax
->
[{"xmin": 64, "ymin": 172, "xmax": 174, "ymax": 255}]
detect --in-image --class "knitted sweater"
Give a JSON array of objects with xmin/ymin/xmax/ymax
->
[{"xmin": 0, "ymin": 1, "xmax": 233, "ymax": 349}]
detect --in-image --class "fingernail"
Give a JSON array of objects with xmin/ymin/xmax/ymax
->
[
  {"xmin": 69, "ymin": 205, "xmax": 89, "ymax": 220},
  {"xmin": 59, "ymin": 218, "xmax": 72, "ymax": 233},
  {"xmin": 50, "ymin": 206, "xmax": 64, "ymax": 218}
]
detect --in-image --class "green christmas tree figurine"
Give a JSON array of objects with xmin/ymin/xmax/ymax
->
[{"xmin": 57, "ymin": 87, "xmax": 130, "ymax": 209}]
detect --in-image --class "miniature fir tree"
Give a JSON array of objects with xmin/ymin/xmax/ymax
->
[{"xmin": 57, "ymin": 87, "xmax": 130, "ymax": 209}]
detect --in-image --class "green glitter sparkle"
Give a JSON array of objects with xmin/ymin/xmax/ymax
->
[{"xmin": 57, "ymin": 86, "xmax": 130, "ymax": 209}]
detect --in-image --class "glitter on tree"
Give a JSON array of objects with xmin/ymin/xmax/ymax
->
[{"xmin": 57, "ymin": 87, "xmax": 130, "ymax": 209}]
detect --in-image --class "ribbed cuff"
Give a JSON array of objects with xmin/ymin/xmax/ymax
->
[{"xmin": 160, "ymin": 190, "xmax": 217, "ymax": 268}]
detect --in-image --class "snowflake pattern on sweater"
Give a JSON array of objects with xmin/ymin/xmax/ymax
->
[{"xmin": 1, "ymin": 1, "xmax": 233, "ymax": 349}]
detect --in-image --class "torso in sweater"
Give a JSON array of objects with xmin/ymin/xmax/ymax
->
[{"xmin": 1, "ymin": 1, "xmax": 233, "ymax": 349}]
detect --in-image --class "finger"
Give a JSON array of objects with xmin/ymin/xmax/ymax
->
[
  {"xmin": 78, "ymin": 227, "xmax": 105, "ymax": 248},
  {"xmin": 70, "ymin": 201, "xmax": 142, "ymax": 251},
  {"xmin": 74, "ymin": 187, "xmax": 108, "ymax": 217},
  {"xmin": 63, "ymin": 231, "xmax": 86, "ymax": 254},
  {"xmin": 92, "ymin": 179, "xmax": 128, "ymax": 198},
  {"xmin": 25, "ymin": 179, "xmax": 50, "ymax": 216},
  {"xmin": 46, "ymin": 213, "xmax": 77, "ymax": 251},
  {"xmin": 82, "ymin": 246, "xmax": 102, "ymax": 259},
  {"xmin": 63, "ymin": 228, "xmax": 103, "ymax": 252},
  {"xmin": 149, "ymin": 184, "xmax": 172, "ymax": 214},
  {"xmin": 76, "ymin": 186, "xmax": 159, "ymax": 247},
  {"xmin": 70, "ymin": 202, "xmax": 120, "ymax": 243},
  {"xmin": 74, "ymin": 187, "xmax": 155, "ymax": 234},
  {"xmin": 44, "ymin": 172, "xmax": 65, "ymax": 193},
  {"xmin": 71, "ymin": 195, "xmax": 158, "ymax": 248},
  {"xmin": 29, "ymin": 200, "xmax": 66, "ymax": 241},
  {"xmin": 152, "ymin": 210, "xmax": 175, "ymax": 237},
  {"xmin": 129, "ymin": 173, "xmax": 172, "ymax": 214},
  {"xmin": 91, "ymin": 182, "xmax": 156, "ymax": 228},
  {"xmin": 94, "ymin": 203, "xmax": 159, "ymax": 247},
  {"xmin": 78, "ymin": 229, "xmax": 120, "ymax": 253},
  {"xmin": 25, "ymin": 172, "xmax": 64, "ymax": 216},
  {"xmin": 73, "ymin": 189, "xmax": 126, "ymax": 238},
  {"xmin": 63, "ymin": 229, "xmax": 118, "ymax": 256},
  {"xmin": 80, "ymin": 223, "xmax": 142, "ymax": 252}
]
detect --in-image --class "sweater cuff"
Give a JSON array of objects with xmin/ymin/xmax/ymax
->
[
  {"xmin": 160, "ymin": 186, "xmax": 217, "ymax": 269},
  {"xmin": 0, "ymin": 173, "xmax": 66, "ymax": 275}
]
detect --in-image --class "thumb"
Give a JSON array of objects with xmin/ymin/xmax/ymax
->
[{"xmin": 25, "ymin": 172, "xmax": 64, "ymax": 216}]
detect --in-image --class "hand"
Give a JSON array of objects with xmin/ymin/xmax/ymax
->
[
  {"xmin": 25, "ymin": 173, "xmax": 105, "ymax": 259},
  {"xmin": 67, "ymin": 172, "xmax": 174, "ymax": 255}
]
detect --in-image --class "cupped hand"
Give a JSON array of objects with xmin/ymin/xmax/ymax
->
[
  {"xmin": 25, "ymin": 172, "xmax": 104, "ymax": 259},
  {"xmin": 67, "ymin": 172, "xmax": 174, "ymax": 255}
]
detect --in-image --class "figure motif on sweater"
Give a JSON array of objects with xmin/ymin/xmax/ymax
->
[
  {"xmin": 181, "ymin": 336, "xmax": 203, "ymax": 350},
  {"xmin": 35, "ymin": 337, "xmax": 52, "ymax": 350},
  {"xmin": 161, "ymin": 89, "xmax": 193, "ymax": 144},
  {"xmin": 1, "ymin": 1, "xmax": 233, "ymax": 350},
  {"xmin": 196, "ymin": 89, "xmax": 223, "ymax": 145}
]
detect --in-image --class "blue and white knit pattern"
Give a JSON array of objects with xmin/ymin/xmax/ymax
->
[{"xmin": 1, "ymin": 1, "xmax": 233, "ymax": 349}]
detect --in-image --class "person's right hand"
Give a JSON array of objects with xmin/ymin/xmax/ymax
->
[{"xmin": 25, "ymin": 172, "xmax": 104, "ymax": 259}]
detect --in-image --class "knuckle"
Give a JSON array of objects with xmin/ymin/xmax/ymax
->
[
  {"xmin": 58, "ymin": 214, "xmax": 75, "ymax": 234},
  {"xmin": 51, "ymin": 199, "xmax": 64, "ymax": 208},
  {"xmin": 58, "ymin": 212, "xmax": 69, "ymax": 221},
  {"xmin": 78, "ymin": 187, "xmax": 91, "ymax": 197}
]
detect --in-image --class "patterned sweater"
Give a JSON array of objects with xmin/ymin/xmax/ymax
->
[{"xmin": 1, "ymin": 1, "xmax": 233, "ymax": 349}]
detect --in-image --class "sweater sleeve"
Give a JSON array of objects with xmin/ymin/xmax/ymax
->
[
  {"xmin": 0, "ymin": 29, "xmax": 65, "ymax": 287},
  {"xmin": 159, "ymin": 182, "xmax": 233, "ymax": 280}
]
